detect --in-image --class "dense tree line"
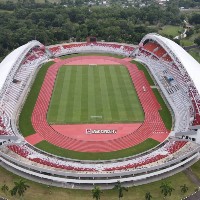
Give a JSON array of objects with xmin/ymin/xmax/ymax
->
[
  {"xmin": 0, "ymin": 1, "xmax": 194, "ymax": 59},
  {"xmin": 189, "ymin": 13, "xmax": 200, "ymax": 24}
]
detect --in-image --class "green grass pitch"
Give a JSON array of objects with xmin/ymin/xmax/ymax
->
[
  {"xmin": 47, "ymin": 65, "xmax": 144, "ymax": 124},
  {"xmin": 35, "ymin": 139, "xmax": 159, "ymax": 160}
]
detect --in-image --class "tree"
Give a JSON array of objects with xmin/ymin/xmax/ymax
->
[
  {"xmin": 114, "ymin": 181, "xmax": 128, "ymax": 200},
  {"xmin": 145, "ymin": 192, "xmax": 152, "ymax": 200},
  {"xmin": 1, "ymin": 184, "xmax": 9, "ymax": 195},
  {"xmin": 10, "ymin": 179, "xmax": 30, "ymax": 199},
  {"xmin": 173, "ymin": 38, "xmax": 180, "ymax": 45},
  {"xmin": 180, "ymin": 184, "xmax": 188, "ymax": 194},
  {"xmin": 92, "ymin": 185, "xmax": 102, "ymax": 200},
  {"xmin": 160, "ymin": 182, "xmax": 175, "ymax": 199},
  {"xmin": 189, "ymin": 13, "xmax": 200, "ymax": 25},
  {"xmin": 194, "ymin": 37, "xmax": 200, "ymax": 46},
  {"xmin": 186, "ymin": 28, "xmax": 194, "ymax": 37}
]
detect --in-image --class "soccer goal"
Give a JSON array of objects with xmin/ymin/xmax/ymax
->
[
  {"xmin": 90, "ymin": 115, "xmax": 103, "ymax": 122},
  {"xmin": 89, "ymin": 64, "xmax": 97, "ymax": 66},
  {"xmin": 90, "ymin": 116, "xmax": 102, "ymax": 119}
]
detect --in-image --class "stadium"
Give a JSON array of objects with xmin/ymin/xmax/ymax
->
[{"xmin": 0, "ymin": 33, "xmax": 200, "ymax": 190}]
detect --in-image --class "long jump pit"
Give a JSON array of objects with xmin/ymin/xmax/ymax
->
[{"xmin": 26, "ymin": 56, "xmax": 169, "ymax": 152}]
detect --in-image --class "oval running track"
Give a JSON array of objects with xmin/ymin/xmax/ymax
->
[{"xmin": 30, "ymin": 56, "xmax": 169, "ymax": 152}]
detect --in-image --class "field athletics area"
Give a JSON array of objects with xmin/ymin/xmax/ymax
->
[
  {"xmin": 47, "ymin": 65, "xmax": 144, "ymax": 124},
  {"xmin": 21, "ymin": 55, "xmax": 170, "ymax": 153}
]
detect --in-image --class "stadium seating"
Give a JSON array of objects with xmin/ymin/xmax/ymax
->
[
  {"xmin": 48, "ymin": 46, "xmax": 62, "ymax": 55},
  {"xmin": 48, "ymin": 42, "xmax": 134, "ymax": 57},
  {"xmin": 6, "ymin": 140, "xmax": 191, "ymax": 173},
  {"xmin": 143, "ymin": 42, "xmax": 159, "ymax": 52},
  {"xmin": 0, "ymin": 37, "xmax": 199, "ymax": 189},
  {"xmin": 136, "ymin": 40, "xmax": 200, "ymax": 129},
  {"xmin": 0, "ymin": 43, "xmax": 49, "ymax": 138},
  {"xmin": 0, "ymin": 117, "xmax": 7, "ymax": 135}
]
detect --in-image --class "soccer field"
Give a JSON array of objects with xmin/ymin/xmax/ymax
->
[{"xmin": 47, "ymin": 65, "xmax": 144, "ymax": 124}]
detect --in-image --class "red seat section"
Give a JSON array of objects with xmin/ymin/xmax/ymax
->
[
  {"xmin": 143, "ymin": 42, "xmax": 159, "ymax": 52},
  {"xmin": 48, "ymin": 42, "xmax": 135, "ymax": 57},
  {"xmin": 22, "ymin": 46, "xmax": 46, "ymax": 64},
  {"xmin": 154, "ymin": 47, "xmax": 166, "ymax": 58},
  {"xmin": 7, "ymin": 141, "xmax": 187, "ymax": 172}
]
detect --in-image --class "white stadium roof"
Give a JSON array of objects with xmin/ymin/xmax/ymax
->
[
  {"xmin": 0, "ymin": 40, "xmax": 42, "ymax": 94},
  {"xmin": 0, "ymin": 42, "xmax": 30, "ymax": 92},
  {"xmin": 142, "ymin": 33, "xmax": 200, "ymax": 95}
]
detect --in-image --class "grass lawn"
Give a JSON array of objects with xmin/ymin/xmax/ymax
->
[
  {"xmin": 19, "ymin": 61, "xmax": 54, "ymax": 136},
  {"xmin": 60, "ymin": 53, "xmax": 125, "ymax": 59},
  {"xmin": 189, "ymin": 33, "xmax": 200, "ymax": 41},
  {"xmin": 159, "ymin": 25, "xmax": 183, "ymax": 37},
  {"xmin": 35, "ymin": 138, "xmax": 159, "ymax": 160},
  {"xmin": 36, "ymin": 0, "xmax": 59, "ymax": 2},
  {"xmin": 180, "ymin": 38, "xmax": 195, "ymax": 46},
  {"xmin": 131, "ymin": 60, "xmax": 155, "ymax": 86},
  {"xmin": 0, "ymin": 0, "xmax": 17, "ymax": 2},
  {"xmin": 47, "ymin": 65, "xmax": 144, "ymax": 124},
  {"xmin": 0, "ymin": 165, "xmax": 197, "ymax": 200},
  {"xmin": 180, "ymin": 31, "xmax": 200, "ymax": 47},
  {"xmin": 0, "ymin": 9, "xmax": 13, "ymax": 13},
  {"xmin": 152, "ymin": 89, "xmax": 172, "ymax": 130},
  {"xmin": 189, "ymin": 48, "xmax": 200, "ymax": 63},
  {"xmin": 191, "ymin": 160, "xmax": 200, "ymax": 179},
  {"xmin": 0, "ymin": 0, "xmax": 61, "ymax": 2},
  {"xmin": 180, "ymin": 8, "xmax": 200, "ymax": 14}
]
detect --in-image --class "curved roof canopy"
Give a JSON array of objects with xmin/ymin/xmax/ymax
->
[
  {"xmin": 142, "ymin": 33, "xmax": 200, "ymax": 94},
  {"xmin": 0, "ymin": 43, "xmax": 30, "ymax": 93},
  {"xmin": 0, "ymin": 41, "xmax": 42, "ymax": 94}
]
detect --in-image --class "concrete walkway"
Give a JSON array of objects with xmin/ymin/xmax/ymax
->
[
  {"xmin": 184, "ymin": 168, "xmax": 200, "ymax": 200},
  {"xmin": 185, "ymin": 191, "xmax": 200, "ymax": 200},
  {"xmin": 184, "ymin": 168, "xmax": 200, "ymax": 187}
]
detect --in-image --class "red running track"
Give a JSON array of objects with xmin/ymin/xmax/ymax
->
[{"xmin": 31, "ymin": 56, "xmax": 169, "ymax": 152}]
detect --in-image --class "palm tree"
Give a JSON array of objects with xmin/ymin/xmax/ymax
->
[
  {"xmin": 10, "ymin": 179, "xmax": 30, "ymax": 199},
  {"xmin": 114, "ymin": 181, "xmax": 128, "ymax": 200},
  {"xmin": 160, "ymin": 181, "xmax": 175, "ymax": 199},
  {"xmin": 145, "ymin": 192, "xmax": 152, "ymax": 200},
  {"xmin": 1, "ymin": 184, "xmax": 9, "ymax": 195},
  {"xmin": 92, "ymin": 185, "xmax": 102, "ymax": 200},
  {"xmin": 180, "ymin": 184, "xmax": 188, "ymax": 194}
]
